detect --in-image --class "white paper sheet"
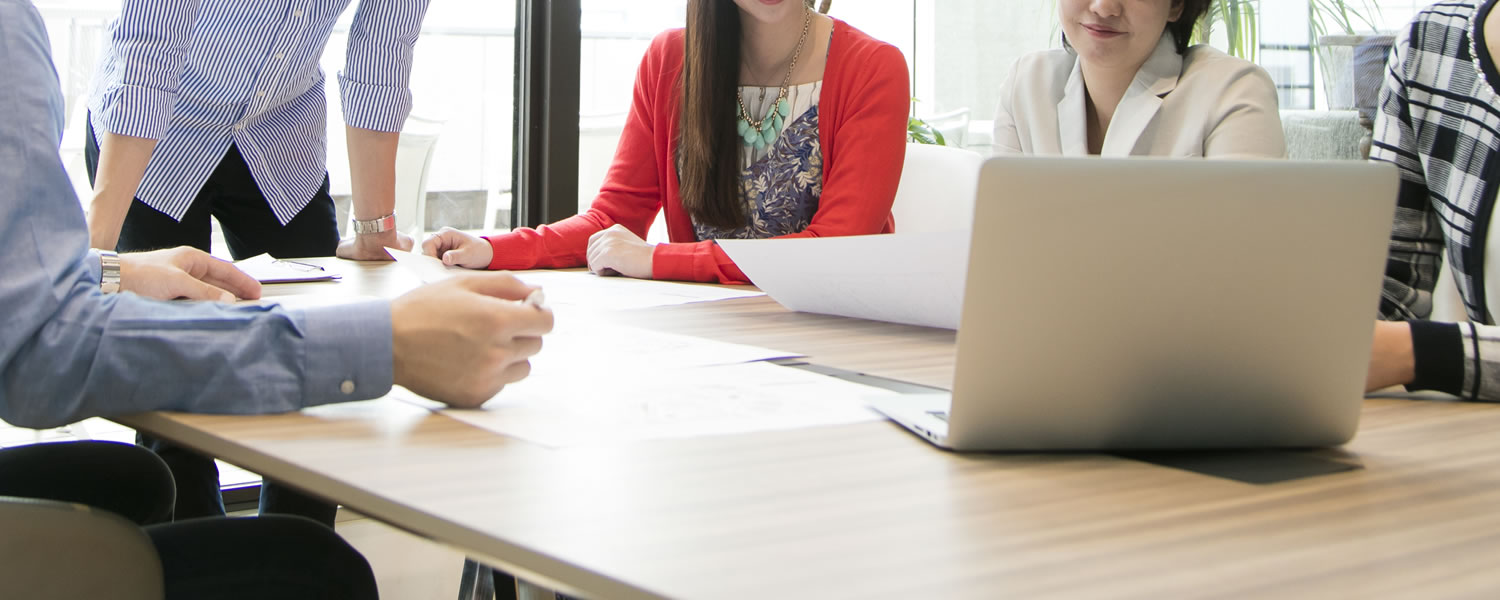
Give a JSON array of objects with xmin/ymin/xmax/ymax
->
[
  {"xmin": 235, "ymin": 254, "xmax": 341, "ymax": 283},
  {"xmin": 438, "ymin": 361, "xmax": 891, "ymax": 447},
  {"xmin": 510, "ymin": 271, "xmax": 764, "ymax": 311},
  {"xmin": 716, "ymin": 233, "xmax": 970, "ymax": 330},
  {"xmin": 387, "ymin": 248, "xmax": 765, "ymax": 310},
  {"xmin": 527, "ymin": 311, "xmax": 802, "ymax": 378},
  {"xmin": 386, "ymin": 248, "xmax": 465, "ymax": 283}
]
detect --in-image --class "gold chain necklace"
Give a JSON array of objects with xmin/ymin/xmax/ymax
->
[{"xmin": 735, "ymin": 6, "xmax": 812, "ymax": 150}]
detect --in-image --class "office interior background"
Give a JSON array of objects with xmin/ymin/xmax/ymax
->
[{"xmin": 38, "ymin": 0, "xmax": 1429, "ymax": 237}]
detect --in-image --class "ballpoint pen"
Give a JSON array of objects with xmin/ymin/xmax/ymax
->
[{"xmin": 522, "ymin": 288, "xmax": 547, "ymax": 310}]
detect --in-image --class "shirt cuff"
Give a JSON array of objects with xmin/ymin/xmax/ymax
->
[
  {"xmin": 1407, "ymin": 320, "xmax": 1464, "ymax": 395},
  {"xmin": 483, "ymin": 232, "xmax": 538, "ymax": 271},
  {"xmin": 297, "ymin": 299, "xmax": 395, "ymax": 407},
  {"xmin": 651, "ymin": 241, "xmax": 712, "ymax": 282},
  {"xmin": 338, "ymin": 74, "xmax": 412, "ymax": 133},
  {"xmin": 93, "ymin": 85, "xmax": 177, "ymax": 140},
  {"xmin": 84, "ymin": 249, "xmax": 102, "ymax": 285}
]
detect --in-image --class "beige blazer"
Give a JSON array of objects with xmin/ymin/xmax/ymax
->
[{"xmin": 992, "ymin": 35, "xmax": 1286, "ymax": 158}]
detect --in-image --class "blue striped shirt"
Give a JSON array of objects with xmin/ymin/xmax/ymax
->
[
  {"xmin": 2, "ymin": 0, "xmax": 394, "ymax": 428},
  {"xmin": 87, "ymin": 0, "xmax": 429, "ymax": 225}
]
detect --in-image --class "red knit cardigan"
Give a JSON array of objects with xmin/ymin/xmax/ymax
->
[{"xmin": 483, "ymin": 20, "xmax": 909, "ymax": 283}]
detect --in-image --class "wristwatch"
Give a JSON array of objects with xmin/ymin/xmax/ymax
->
[
  {"xmin": 352, "ymin": 213, "xmax": 397, "ymax": 235},
  {"xmin": 99, "ymin": 250, "xmax": 121, "ymax": 294}
]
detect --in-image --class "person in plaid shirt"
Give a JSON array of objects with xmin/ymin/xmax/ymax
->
[{"xmin": 1369, "ymin": 0, "xmax": 1500, "ymax": 400}]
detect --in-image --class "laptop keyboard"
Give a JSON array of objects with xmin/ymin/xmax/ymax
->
[{"xmin": 926, "ymin": 410, "xmax": 950, "ymax": 423}]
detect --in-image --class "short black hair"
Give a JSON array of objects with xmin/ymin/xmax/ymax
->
[{"xmin": 1167, "ymin": 0, "xmax": 1212, "ymax": 54}]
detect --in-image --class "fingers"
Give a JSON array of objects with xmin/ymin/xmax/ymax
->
[
  {"xmin": 499, "ymin": 359, "xmax": 532, "ymax": 386},
  {"xmin": 419, "ymin": 231, "xmax": 447, "ymax": 258},
  {"xmin": 442, "ymin": 247, "xmax": 478, "ymax": 267},
  {"xmin": 169, "ymin": 271, "xmax": 237, "ymax": 303},
  {"xmin": 586, "ymin": 229, "xmax": 615, "ymax": 274},
  {"xmin": 421, "ymin": 228, "xmax": 469, "ymax": 259},
  {"xmin": 423, "ymin": 228, "xmax": 490, "ymax": 268},
  {"xmin": 194, "ymin": 256, "xmax": 263, "ymax": 300},
  {"xmin": 511, "ymin": 335, "xmax": 544, "ymax": 361},
  {"xmin": 478, "ymin": 300, "xmax": 555, "ymax": 337},
  {"xmin": 453, "ymin": 272, "xmax": 538, "ymax": 301}
]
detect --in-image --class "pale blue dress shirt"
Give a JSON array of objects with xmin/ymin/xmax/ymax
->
[
  {"xmin": 0, "ymin": 0, "xmax": 393, "ymax": 429},
  {"xmin": 87, "ymin": 0, "xmax": 429, "ymax": 225}
]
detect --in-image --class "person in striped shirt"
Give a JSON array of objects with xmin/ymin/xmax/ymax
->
[{"xmin": 82, "ymin": 0, "xmax": 432, "ymax": 527}]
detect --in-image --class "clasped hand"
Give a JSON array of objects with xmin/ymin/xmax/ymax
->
[{"xmin": 586, "ymin": 224, "xmax": 654, "ymax": 279}]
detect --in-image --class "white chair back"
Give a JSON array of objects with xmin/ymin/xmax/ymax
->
[
  {"xmin": 394, "ymin": 115, "xmax": 444, "ymax": 234},
  {"xmin": 890, "ymin": 143, "xmax": 984, "ymax": 234}
]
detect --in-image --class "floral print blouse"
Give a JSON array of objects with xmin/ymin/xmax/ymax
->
[{"xmin": 693, "ymin": 81, "xmax": 824, "ymax": 241}]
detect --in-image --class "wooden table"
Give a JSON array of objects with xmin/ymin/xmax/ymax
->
[{"xmin": 119, "ymin": 259, "xmax": 1500, "ymax": 599}]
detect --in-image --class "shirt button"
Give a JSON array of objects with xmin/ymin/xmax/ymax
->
[
  {"xmin": 256, "ymin": 90, "xmax": 266, "ymax": 97},
  {"xmin": 292, "ymin": 9, "xmax": 303, "ymax": 17},
  {"xmin": 274, "ymin": 53, "xmax": 285, "ymax": 60},
  {"xmin": 340, "ymin": 380, "xmax": 356, "ymax": 395}
]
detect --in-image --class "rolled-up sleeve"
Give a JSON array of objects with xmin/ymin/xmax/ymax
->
[
  {"xmin": 338, "ymin": 0, "xmax": 431, "ymax": 132},
  {"xmin": 91, "ymin": 0, "xmax": 202, "ymax": 140}
]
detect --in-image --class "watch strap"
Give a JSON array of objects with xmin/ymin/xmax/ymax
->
[
  {"xmin": 352, "ymin": 213, "xmax": 397, "ymax": 235},
  {"xmin": 99, "ymin": 250, "xmax": 122, "ymax": 294}
]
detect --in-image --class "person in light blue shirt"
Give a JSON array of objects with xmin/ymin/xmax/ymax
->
[
  {"xmin": 81, "ymin": 0, "xmax": 437, "ymax": 523},
  {"xmin": 0, "ymin": 0, "xmax": 550, "ymax": 564}
]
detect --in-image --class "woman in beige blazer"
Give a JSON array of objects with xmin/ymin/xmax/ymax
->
[{"xmin": 993, "ymin": 0, "xmax": 1285, "ymax": 158}]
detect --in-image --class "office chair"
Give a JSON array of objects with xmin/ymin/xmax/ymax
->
[{"xmin": 0, "ymin": 495, "xmax": 163, "ymax": 599}]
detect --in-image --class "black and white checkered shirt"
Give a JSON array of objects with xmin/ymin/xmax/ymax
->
[{"xmin": 1372, "ymin": 0, "xmax": 1500, "ymax": 399}]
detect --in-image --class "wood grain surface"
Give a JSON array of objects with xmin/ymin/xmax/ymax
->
[{"xmin": 118, "ymin": 259, "xmax": 1500, "ymax": 599}]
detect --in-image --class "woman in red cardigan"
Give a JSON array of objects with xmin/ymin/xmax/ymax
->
[{"xmin": 422, "ymin": 0, "xmax": 909, "ymax": 284}]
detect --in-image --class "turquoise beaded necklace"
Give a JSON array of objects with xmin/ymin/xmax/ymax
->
[{"xmin": 735, "ymin": 6, "xmax": 812, "ymax": 151}]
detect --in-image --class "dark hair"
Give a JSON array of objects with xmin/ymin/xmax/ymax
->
[
  {"xmin": 1061, "ymin": 0, "xmax": 1214, "ymax": 56},
  {"xmin": 679, "ymin": 0, "xmax": 746, "ymax": 229},
  {"xmin": 679, "ymin": 0, "xmax": 817, "ymax": 229},
  {"xmin": 1167, "ymin": 0, "xmax": 1212, "ymax": 54}
]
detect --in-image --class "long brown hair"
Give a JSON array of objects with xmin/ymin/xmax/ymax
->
[{"xmin": 679, "ymin": 0, "xmax": 745, "ymax": 229}]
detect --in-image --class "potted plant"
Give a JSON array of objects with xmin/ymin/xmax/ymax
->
[{"xmin": 1192, "ymin": 0, "xmax": 1385, "ymax": 112}]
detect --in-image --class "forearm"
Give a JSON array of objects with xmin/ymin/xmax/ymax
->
[
  {"xmin": 0, "ymin": 281, "xmax": 393, "ymax": 428},
  {"xmin": 337, "ymin": 126, "xmax": 406, "ymax": 259},
  {"xmin": 347, "ymin": 126, "xmax": 399, "ymax": 221},
  {"xmin": 88, "ymin": 132, "xmax": 157, "ymax": 250}
]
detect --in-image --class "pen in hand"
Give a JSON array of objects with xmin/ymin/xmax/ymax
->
[{"xmin": 522, "ymin": 288, "xmax": 547, "ymax": 310}]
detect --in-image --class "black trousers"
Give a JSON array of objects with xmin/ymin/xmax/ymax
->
[
  {"xmin": 86, "ymin": 119, "xmax": 340, "ymax": 525},
  {"xmin": 0, "ymin": 441, "xmax": 377, "ymax": 600},
  {"xmin": 85, "ymin": 118, "xmax": 340, "ymax": 259}
]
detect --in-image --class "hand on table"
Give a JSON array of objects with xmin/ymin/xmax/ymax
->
[
  {"xmin": 337, "ymin": 230, "xmax": 414, "ymax": 261},
  {"xmin": 391, "ymin": 273, "xmax": 554, "ymax": 408},
  {"xmin": 421, "ymin": 227, "xmax": 494, "ymax": 269},
  {"xmin": 587, "ymin": 224, "xmax": 654, "ymax": 279},
  {"xmin": 119, "ymin": 247, "xmax": 261, "ymax": 302}
]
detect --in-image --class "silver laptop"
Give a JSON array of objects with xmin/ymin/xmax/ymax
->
[{"xmin": 868, "ymin": 157, "xmax": 1398, "ymax": 450}]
